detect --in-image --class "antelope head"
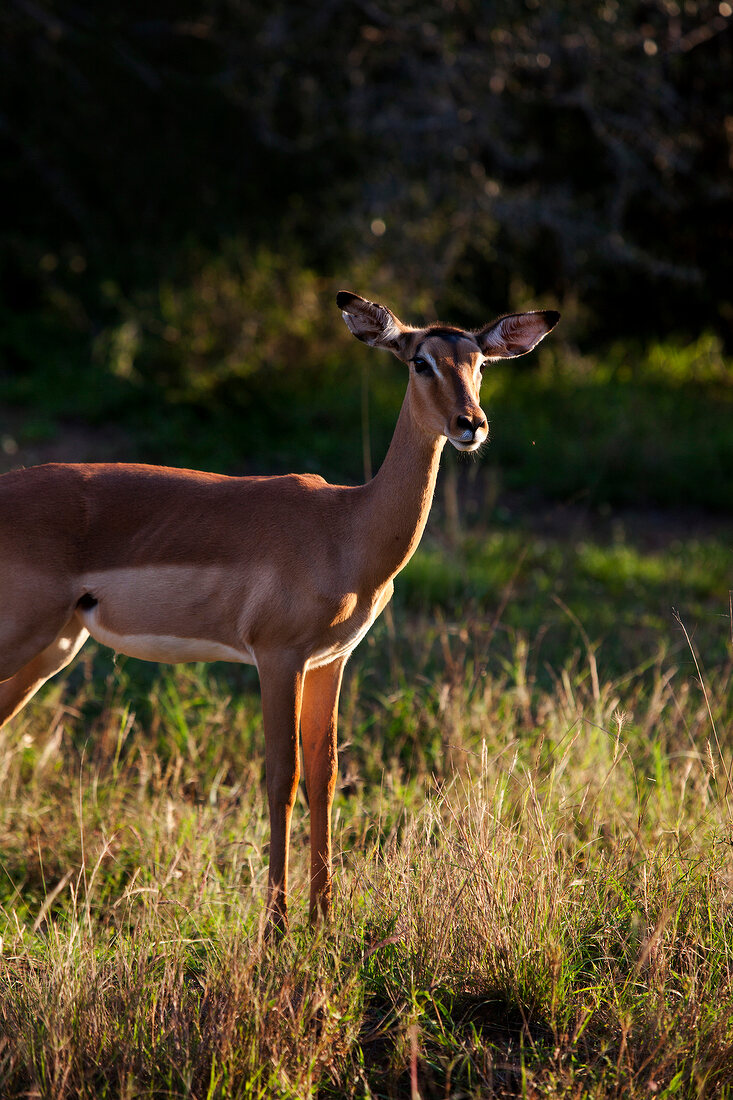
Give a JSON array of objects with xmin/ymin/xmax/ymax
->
[{"xmin": 337, "ymin": 291, "xmax": 560, "ymax": 452}]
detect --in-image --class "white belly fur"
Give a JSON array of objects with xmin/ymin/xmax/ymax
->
[
  {"xmin": 79, "ymin": 605, "xmax": 257, "ymax": 666},
  {"xmin": 78, "ymin": 564, "xmax": 256, "ymax": 665}
]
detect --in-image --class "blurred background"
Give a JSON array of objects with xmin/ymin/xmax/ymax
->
[{"xmin": 1, "ymin": 0, "xmax": 732, "ymax": 679}]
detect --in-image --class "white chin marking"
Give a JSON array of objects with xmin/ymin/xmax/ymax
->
[{"xmin": 449, "ymin": 438, "xmax": 482, "ymax": 452}]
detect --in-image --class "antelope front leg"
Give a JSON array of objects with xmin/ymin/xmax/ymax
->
[
  {"xmin": 300, "ymin": 656, "xmax": 346, "ymax": 922},
  {"xmin": 258, "ymin": 654, "xmax": 304, "ymax": 933}
]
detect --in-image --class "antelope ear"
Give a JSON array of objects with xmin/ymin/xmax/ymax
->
[
  {"xmin": 336, "ymin": 292, "xmax": 411, "ymax": 355},
  {"xmin": 477, "ymin": 310, "xmax": 560, "ymax": 360}
]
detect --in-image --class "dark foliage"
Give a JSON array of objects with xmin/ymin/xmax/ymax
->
[{"xmin": 1, "ymin": 0, "xmax": 732, "ymax": 344}]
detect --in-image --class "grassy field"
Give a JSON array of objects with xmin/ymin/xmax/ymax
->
[
  {"xmin": 1, "ymin": 484, "xmax": 732, "ymax": 1098},
  {"xmin": 2, "ymin": 291, "xmax": 733, "ymax": 1095}
]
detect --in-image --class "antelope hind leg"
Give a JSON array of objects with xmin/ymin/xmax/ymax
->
[{"xmin": 0, "ymin": 612, "xmax": 89, "ymax": 728}]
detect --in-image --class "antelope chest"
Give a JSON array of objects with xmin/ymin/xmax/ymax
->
[{"xmin": 305, "ymin": 580, "xmax": 395, "ymax": 670}]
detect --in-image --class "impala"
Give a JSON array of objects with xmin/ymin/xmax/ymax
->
[{"xmin": 0, "ymin": 292, "xmax": 558, "ymax": 929}]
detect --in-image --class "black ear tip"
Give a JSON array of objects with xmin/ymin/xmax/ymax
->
[
  {"xmin": 336, "ymin": 291, "xmax": 359, "ymax": 309},
  {"xmin": 545, "ymin": 310, "xmax": 561, "ymax": 328}
]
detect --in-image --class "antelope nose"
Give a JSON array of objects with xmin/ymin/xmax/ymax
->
[{"xmin": 453, "ymin": 412, "xmax": 487, "ymax": 441}]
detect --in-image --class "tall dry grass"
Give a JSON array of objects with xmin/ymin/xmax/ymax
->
[{"xmin": 0, "ymin": 611, "xmax": 731, "ymax": 1097}]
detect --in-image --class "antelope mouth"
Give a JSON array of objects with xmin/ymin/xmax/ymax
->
[
  {"xmin": 449, "ymin": 436, "xmax": 486, "ymax": 453},
  {"xmin": 448, "ymin": 426, "xmax": 489, "ymax": 452}
]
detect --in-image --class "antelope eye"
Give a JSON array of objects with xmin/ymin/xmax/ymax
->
[{"xmin": 413, "ymin": 357, "xmax": 431, "ymax": 374}]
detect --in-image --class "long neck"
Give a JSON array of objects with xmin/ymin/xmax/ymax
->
[{"xmin": 356, "ymin": 388, "xmax": 445, "ymax": 587}]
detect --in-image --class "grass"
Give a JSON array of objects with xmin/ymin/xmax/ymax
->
[
  {"xmin": 1, "ymin": 508, "xmax": 732, "ymax": 1098},
  {"xmin": 400, "ymin": 513, "xmax": 733, "ymax": 683}
]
